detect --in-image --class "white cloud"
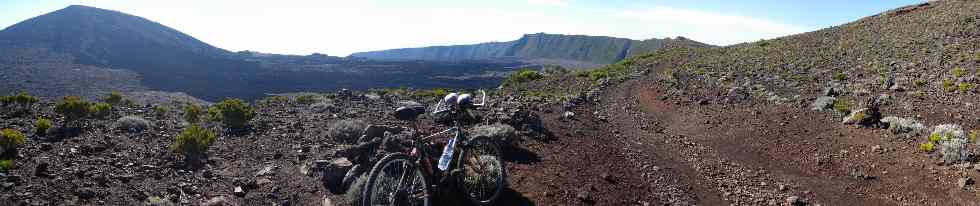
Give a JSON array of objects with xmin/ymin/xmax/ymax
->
[
  {"xmin": 607, "ymin": 6, "xmax": 811, "ymax": 45},
  {"xmin": 527, "ymin": 0, "xmax": 567, "ymax": 7}
]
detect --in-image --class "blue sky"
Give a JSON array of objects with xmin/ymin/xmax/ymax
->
[{"xmin": 0, "ymin": 0, "xmax": 923, "ymax": 56}]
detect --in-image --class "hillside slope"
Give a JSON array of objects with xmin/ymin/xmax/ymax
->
[
  {"xmin": 498, "ymin": 1, "xmax": 980, "ymax": 205},
  {"xmin": 350, "ymin": 33, "xmax": 709, "ymax": 68}
]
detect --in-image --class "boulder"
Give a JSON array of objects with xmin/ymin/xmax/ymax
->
[
  {"xmin": 958, "ymin": 176, "xmax": 974, "ymax": 190},
  {"xmin": 470, "ymin": 124, "xmax": 517, "ymax": 145},
  {"xmin": 810, "ymin": 96, "xmax": 836, "ymax": 111},
  {"xmin": 319, "ymin": 158, "xmax": 353, "ymax": 194}
]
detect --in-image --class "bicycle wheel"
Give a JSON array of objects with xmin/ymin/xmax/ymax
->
[
  {"xmin": 362, "ymin": 153, "xmax": 432, "ymax": 206},
  {"xmin": 458, "ymin": 137, "xmax": 506, "ymax": 206}
]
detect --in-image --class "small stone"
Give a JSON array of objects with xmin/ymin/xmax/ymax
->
[
  {"xmin": 76, "ymin": 187, "xmax": 96, "ymax": 199},
  {"xmin": 34, "ymin": 162, "xmax": 49, "ymax": 177},
  {"xmin": 958, "ymin": 177, "xmax": 974, "ymax": 190},
  {"xmin": 785, "ymin": 195, "xmax": 805, "ymax": 205},
  {"xmin": 576, "ymin": 191, "xmax": 593, "ymax": 203},
  {"xmin": 562, "ymin": 111, "xmax": 575, "ymax": 119},
  {"xmin": 600, "ymin": 173, "xmax": 614, "ymax": 182},
  {"xmin": 203, "ymin": 196, "xmax": 230, "ymax": 206},
  {"xmin": 233, "ymin": 186, "xmax": 245, "ymax": 196}
]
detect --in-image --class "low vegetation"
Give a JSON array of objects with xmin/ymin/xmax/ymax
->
[
  {"xmin": 104, "ymin": 92, "xmax": 125, "ymax": 106},
  {"xmin": 328, "ymin": 119, "xmax": 366, "ymax": 143},
  {"xmin": 0, "ymin": 159, "xmax": 11, "ymax": 172},
  {"xmin": 0, "ymin": 92, "xmax": 40, "ymax": 114},
  {"xmin": 210, "ymin": 99, "xmax": 256, "ymax": 132},
  {"xmin": 183, "ymin": 104, "xmax": 205, "ymax": 124},
  {"xmin": 115, "ymin": 116, "xmax": 151, "ymax": 133},
  {"xmin": 88, "ymin": 102, "xmax": 112, "ymax": 119},
  {"xmin": 1, "ymin": 128, "xmax": 27, "ymax": 154},
  {"xmin": 295, "ymin": 94, "xmax": 319, "ymax": 104},
  {"xmin": 34, "ymin": 117, "xmax": 51, "ymax": 135},
  {"xmin": 54, "ymin": 96, "xmax": 91, "ymax": 127},
  {"xmin": 153, "ymin": 105, "xmax": 169, "ymax": 118},
  {"xmin": 171, "ymin": 125, "xmax": 216, "ymax": 161},
  {"xmin": 503, "ymin": 69, "xmax": 544, "ymax": 86}
]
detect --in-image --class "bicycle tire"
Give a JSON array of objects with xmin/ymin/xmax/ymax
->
[
  {"xmin": 362, "ymin": 153, "xmax": 432, "ymax": 206},
  {"xmin": 458, "ymin": 137, "xmax": 506, "ymax": 206}
]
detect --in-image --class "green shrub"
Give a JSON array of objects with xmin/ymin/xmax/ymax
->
[
  {"xmin": 833, "ymin": 98, "xmax": 851, "ymax": 114},
  {"xmin": 953, "ymin": 67, "xmax": 967, "ymax": 78},
  {"xmin": 104, "ymin": 92, "xmax": 125, "ymax": 106},
  {"xmin": 171, "ymin": 125, "xmax": 216, "ymax": 158},
  {"xmin": 943, "ymin": 80, "xmax": 956, "ymax": 93},
  {"xmin": 0, "ymin": 96, "xmax": 10, "ymax": 107},
  {"xmin": 183, "ymin": 104, "xmax": 204, "ymax": 124},
  {"xmin": 411, "ymin": 88, "xmax": 450, "ymax": 99},
  {"xmin": 833, "ymin": 70, "xmax": 847, "ymax": 81},
  {"xmin": 295, "ymin": 94, "xmax": 319, "ymax": 104},
  {"xmin": 115, "ymin": 116, "xmax": 151, "ymax": 133},
  {"xmin": 4, "ymin": 92, "xmax": 39, "ymax": 113},
  {"xmin": 54, "ymin": 96, "xmax": 90, "ymax": 127},
  {"xmin": 0, "ymin": 159, "xmax": 11, "ymax": 172},
  {"xmin": 919, "ymin": 142, "xmax": 935, "ymax": 152},
  {"xmin": 0, "ymin": 128, "xmax": 26, "ymax": 153},
  {"xmin": 503, "ymin": 69, "xmax": 544, "ymax": 86},
  {"xmin": 913, "ymin": 79, "xmax": 927, "ymax": 88},
  {"xmin": 211, "ymin": 99, "xmax": 255, "ymax": 131},
  {"xmin": 153, "ymin": 105, "xmax": 169, "ymax": 118},
  {"xmin": 929, "ymin": 133, "xmax": 942, "ymax": 142},
  {"xmin": 88, "ymin": 103, "xmax": 112, "ymax": 119},
  {"xmin": 35, "ymin": 117, "xmax": 51, "ymax": 135},
  {"xmin": 958, "ymin": 83, "xmax": 975, "ymax": 92},
  {"xmin": 970, "ymin": 130, "xmax": 979, "ymax": 143}
]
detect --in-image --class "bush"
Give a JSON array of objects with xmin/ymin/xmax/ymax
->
[
  {"xmin": 919, "ymin": 142, "xmax": 935, "ymax": 152},
  {"xmin": 953, "ymin": 67, "xmax": 967, "ymax": 78},
  {"xmin": 959, "ymin": 83, "xmax": 975, "ymax": 92},
  {"xmin": 943, "ymin": 80, "xmax": 956, "ymax": 93},
  {"xmin": 0, "ymin": 129, "xmax": 26, "ymax": 153},
  {"xmin": 971, "ymin": 130, "xmax": 979, "ymax": 143},
  {"xmin": 54, "ymin": 96, "xmax": 90, "ymax": 126},
  {"xmin": 35, "ymin": 117, "xmax": 52, "ymax": 135},
  {"xmin": 115, "ymin": 116, "xmax": 151, "ymax": 133},
  {"xmin": 3, "ymin": 92, "xmax": 39, "ymax": 114},
  {"xmin": 295, "ymin": 94, "xmax": 319, "ymax": 104},
  {"xmin": 930, "ymin": 124, "xmax": 967, "ymax": 164},
  {"xmin": 833, "ymin": 70, "xmax": 847, "ymax": 81},
  {"xmin": 183, "ymin": 104, "xmax": 205, "ymax": 124},
  {"xmin": 832, "ymin": 98, "xmax": 851, "ymax": 114},
  {"xmin": 0, "ymin": 159, "xmax": 11, "ymax": 172},
  {"xmin": 88, "ymin": 102, "xmax": 112, "ymax": 119},
  {"xmin": 104, "ymin": 92, "xmax": 125, "ymax": 106},
  {"xmin": 328, "ymin": 119, "xmax": 366, "ymax": 143},
  {"xmin": 211, "ymin": 99, "xmax": 256, "ymax": 131},
  {"xmin": 503, "ymin": 69, "xmax": 544, "ymax": 86},
  {"xmin": 913, "ymin": 79, "xmax": 927, "ymax": 88},
  {"xmin": 411, "ymin": 88, "xmax": 450, "ymax": 99},
  {"xmin": 153, "ymin": 105, "xmax": 169, "ymax": 118},
  {"xmin": 881, "ymin": 116, "xmax": 925, "ymax": 134},
  {"xmin": 171, "ymin": 125, "xmax": 216, "ymax": 158}
]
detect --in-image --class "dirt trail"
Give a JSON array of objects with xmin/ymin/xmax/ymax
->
[{"xmin": 509, "ymin": 77, "xmax": 979, "ymax": 205}]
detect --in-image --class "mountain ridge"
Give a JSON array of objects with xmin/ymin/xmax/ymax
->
[{"xmin": 350, "ymin": 33, "xmax": 709, "ymax": 68}]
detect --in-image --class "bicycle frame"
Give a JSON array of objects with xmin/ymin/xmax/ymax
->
[{"xmin": 406, "ymin": 120, "xmax": 471, "ymax": 192}]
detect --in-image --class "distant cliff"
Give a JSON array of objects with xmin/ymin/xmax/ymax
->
[{"xmin": 350, "ymin": 33, "xmax": 710, "ymax": 68}]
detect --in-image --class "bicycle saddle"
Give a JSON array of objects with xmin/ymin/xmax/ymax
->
[{"xmin": 393, "ymin": 105, "xmax": 425, "ymax": 121}]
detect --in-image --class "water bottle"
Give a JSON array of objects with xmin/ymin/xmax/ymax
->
[{"xmin": 437, "ymin": 136, "xmax": 457, "ymax": 171}]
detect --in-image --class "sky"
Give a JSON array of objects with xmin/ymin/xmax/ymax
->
[{"xmin": 0, "ymin": 0, "xmax": 924, "ymax": 56}]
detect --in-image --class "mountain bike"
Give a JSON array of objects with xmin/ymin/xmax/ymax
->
[{"xmin": 361, "ymin": 91, "xmax": 506, "ymax": 206}]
